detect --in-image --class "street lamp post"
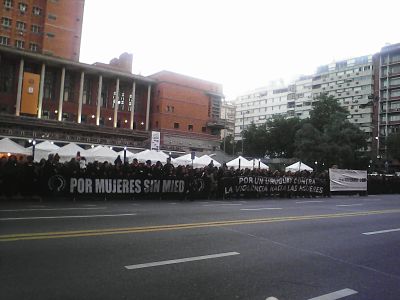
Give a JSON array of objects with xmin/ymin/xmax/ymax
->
[
  {"xmin": 123, "ymin": 146, "xmax": 127, "ymax": 164},
  {"xmin": 241, "ymin": 110, "xmax": 249, "ymax": 155},
  {"xmin": 32, "ymin": 139, "xmax": 36, "ymax": 160}
]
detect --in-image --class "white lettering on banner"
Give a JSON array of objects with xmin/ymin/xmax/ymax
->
[
  {"xmin": 70, "ymin": 178, "xmax": 184, "ymax": 194},
  {"xmin": 162, "ymin": 180, "xmax": 185, "ymax": 193},
  {"xmin": 70, "ymin": 178, "xmax": 77, "ymax": 193}
]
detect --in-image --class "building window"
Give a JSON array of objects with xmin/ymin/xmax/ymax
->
[
  {"xmin": 16, "ymin": 21, "xmax": 25, "ymax": 31},
  {"xmin": 31, "ymin": 24, "xmax": 40, "ymax": 33},
  {"xmin": 29, "ymin": 42, "xmax": 37, "ymax": 52},
  {"xmin": 188, "ymin": 124, "xmax": 193, "ymax": 131},
  {"xmin": 83, "ymin": 78, "xmax": 92, "ymax": 105},
  {"xmin": 48, "ymin": 14, "xmax": 56, "ymax": 20},
  {"xmin": 2, "ymin": 17, "xmax": 11, "ymax": 27},
  {"xmin": 46, "ymin": 32, "xmax": 55, "ymax": 38},
  {"xmin": 101, "ymin": 83, "xmax": 108, "ymax": 108},
  {"xmin": 15, "ymin": 39, "xmax": 24, "ymax": 49},
  {"xmin": 0, "ymin": 61, "xmax": 14, "ymax": 93},
  {"xmin": 0, "ymin": 35, "xmax": 10, "ymax": 45},
  {"xmin": 63, "ymin": 74, "xmax": 74, "ymax": 102},
  {"xmin": 174, "ymin": 122, "xmax": 179, "ymax": 129},
  {"xmin": 202, "ymin": 127, "xmax": 206, "ymax": 133},
  {"xmin": 18, "ymin": 2, "xmax": 27, "ymax": 13},
  {"xmin": 44, "ymin": 71, "xmax": 55, "ymax": 101},
  {"xmin": 4, "ymin": 0, "xmax": 12, "ymax": 9},
  {"xmin": 155, "ymin": 121, "xmax": 159, "ymax": 128},
  {"xmin": 32, "ymin": 6, "xmax": 41, "ymax": 15}
]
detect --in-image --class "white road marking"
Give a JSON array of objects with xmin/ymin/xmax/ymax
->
[
  {"xmin": 0, "ymin": 207, "xmax": 106, "ymax": 212},
  {"xmin": 308, "ymin": 288, "xmax": 358, "ymax": 300},
  {"xmin": 82, "ymin": 204, "xmax": 97, "ymax": 207},
  {"xmin": 241, "ymin": 208, "xmax": 282, "ymax": 211},
  {"xmin": 169, "ymin": 203, "xmax": 177, "ymax": 205},
  {"xmin": 125, "ymin": 252, "xmax": 240, "ymax": 270},
  {"xmin": 296, "ymin": 200, "xmax": 324, "ymax": 204},
  {"xmin": 0, "ymin": 213, "xmax": 136, "ymax": 221},
  {"xmin": 203, "ymin": 203, "xmax": 243, "ymax": 207},
  {"xmin": 362, "ymin": 228, "xmax": 400, "ymax": 235},
  {"xmin": 336, "ymin": 204, "xmax": 363, "ymax": 207}
]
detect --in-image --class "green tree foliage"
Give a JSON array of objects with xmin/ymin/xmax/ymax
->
[
  {"xmin": 387, "ymin": 132, "xmax": 400, "ymax": 160},
  {"xmin": 295, "ymin": 93, "xmax": 367, "ymax": 169},
  {"xmin": 264, "ymin": 117, "xmax": 303, "ymax": 158},
  {"xmin": 242, "ymin": 123, "xmax": 268, "ymax": 156}
]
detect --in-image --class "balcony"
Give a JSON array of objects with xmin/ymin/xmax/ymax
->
[{"xmin": 206, "ymin": 119, "xmax": 225, "ymax": 129}]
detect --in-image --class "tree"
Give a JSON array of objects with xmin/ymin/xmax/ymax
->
[
  {"xmin": 242, "ymin": 123, "xmax": 268, "ymax": 157},
  {"xmin": 265, "ymin": 116, "xmax": 303, "ymax": 158},
  {"xmin": 295, "ymin": 93, "xmax": 367, "ymax": 169},
  {"xmin": 387, "ymin": 132, "xmax": 400, "ymax": 161}
]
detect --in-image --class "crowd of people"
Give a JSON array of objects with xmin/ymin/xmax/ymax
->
[{"xmin": 0, "ymin": 152, "xmax": 396, "ymax": 200}]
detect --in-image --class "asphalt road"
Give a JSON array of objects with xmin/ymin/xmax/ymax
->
[{"xmin": 1, "ymin": 195, "xmax": 400, "ymax": 300}]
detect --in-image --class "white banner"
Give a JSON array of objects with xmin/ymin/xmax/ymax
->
[
  {"xmin": 329, "ymin": 168, "xmax": 367, "ymax": 191},
  {"xmin": 150, "ymin": 131, "xmax": 160, "ymax": 151}
]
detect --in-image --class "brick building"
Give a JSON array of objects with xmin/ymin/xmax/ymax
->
[
  {"xmin": 0, "ymin": 0, "xmax": 85, "ymax": 61},
  {"xmin": 149, "ymin": 71, "xmax": 224, "ymax": 153}
]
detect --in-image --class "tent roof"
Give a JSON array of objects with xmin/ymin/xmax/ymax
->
[
  {"xmin": 135, "ymin": 149, "xmax": 169, "ymax": 163},
  {"xmin": 251, "ymin": 159, "xmax": 269, "ymax": 170},
  {"xmin": 29, "ymin": 140, "xmax": 60, "ymax": 151},
  {"xmin": 172, "ymin": 153, "xmax": 197, "ymax": 166},
  {"xmin": 226, "ymin": 156, "xmax": 253, "ymax": 168},
  {"xmin": 117, "ymin": 149, "xmax": 135, "ymax": 157},
  {"xmin": 0, "ymin": 138, "xmax": 29, "ymax": 155},
  {"xmin": 285, "ymin": 161, "xmax": 313, "ymax": 172},
  {"xmin": 85, "ymin": 146, "xmax": 117, "ymax": 158},
  {"xmin": 50, "ymin": 143, "xmax": 86, "ymax": 156},
  {"xmin": 193, "ymin": 155, "xmax": 221, "ymax": 168}
]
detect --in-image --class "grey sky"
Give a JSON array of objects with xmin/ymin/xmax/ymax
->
[{"xmin": 80, "ymin": 0, "xmax": 400, "ymax": 99}]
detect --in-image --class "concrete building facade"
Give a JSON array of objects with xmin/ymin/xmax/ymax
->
[
  {"xmin": 233, "ymin": 84, "xmax": 289, "ymax": 141},
  {"xmin": 377, "ymin": 43, "xmax": 400, "ymax": 158},
  {"xmin": 0, "ymin": 0, "xmax": 85, "ymax": 61}
]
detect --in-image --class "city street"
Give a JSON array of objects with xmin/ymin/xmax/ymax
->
[{"xmin": 1, "ymin": 195, "xmax": 400, "ymax": 300}]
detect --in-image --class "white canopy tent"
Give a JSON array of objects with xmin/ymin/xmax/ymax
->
[
  {"xmin": 172, "ymin": 153, "xmax": 198, "ymax": 167},
  {"xmin": 117, "ymin": 149, "xmax": 136, "ymax": 162},
  {"xmin": 226, "ymin": 156, "xmax": 254, "ymax": 169},
  {"xmin": 85, "ymin": 146, "xmax": 118, "ymax": 163},
  {"xmin": 28, "ymin": 140, "xmax": 60, "ymax": 161},
  {"xmin": 285, "ymin": 161, "xmax": 313, "ymax": 172},
  {"xmin": 0, "ymin": 138, "xmax": 30, "ymax": 156},
  {"xmin": 251, "ymin": 159, "xmax": 269, "ymax": 170},
  {"xmin": 135, "ymin": 149, "xmax": 169, "ymax": 164},
  {"xmin": 193, "ymin": 155, "xmax": 221, "ymax": 168},
  {"xmin": 49, "ymin": 143, "xmax": 86, "ymax": 162}
]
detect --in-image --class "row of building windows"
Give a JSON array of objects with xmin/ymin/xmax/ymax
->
[
  {"xmin": 1, "ymin": 17, "xmax": 42, "ymax": 33},
  {"xmin": 0, "ymin": 36, "xmax": 37, "ymax": 51},
  {"xmin": 171, "ymin": 122, "xmax": 206, "ymax": 132},
  {"xmin": 3, "ymin": 1, "xmax": 42, "ymax": 15}
]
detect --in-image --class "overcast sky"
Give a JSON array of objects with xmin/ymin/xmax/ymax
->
[{"xmin": 80, "ymin": 0, "xmax": 400, "ymax": 100}]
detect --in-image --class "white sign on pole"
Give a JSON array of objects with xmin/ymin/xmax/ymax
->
[
  {"xmin": 329, "ymin": 168, "xmax": 367, "ymax": 191},
  {"xmin": 150, "ymin": 131, "xmax": 160, "ymax": 151}
]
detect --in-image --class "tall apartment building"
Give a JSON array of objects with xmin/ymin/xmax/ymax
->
[
  {"xmin": 287, "ymin": 75, "xmax": 313, "ymax": 119},
  {"xmin": 0, "ymin": 0, "xmax": 85, "ymax": 61},
  {"xmin": 311, "ymin": 55, "xmax": 374, "ymax": 140},
  {"xmin": 220, "ymin": 101, "xmax": 236, "ymax": 140},
  {"xmin": 233, "ymin": 84, "xmax": 289, "ymax": 141},
  {"xmin": 376, "ymin": 43, "xmax": 400, "ymax": 158}
]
